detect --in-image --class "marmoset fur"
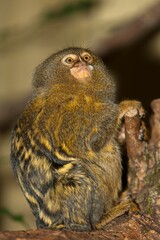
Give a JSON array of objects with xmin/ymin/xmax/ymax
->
[{"xmin": 11, "ymin": 47, "xmax": 143, "ymax": 231}]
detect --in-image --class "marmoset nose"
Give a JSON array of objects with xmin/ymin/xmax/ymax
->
[{"xmin": 74, "ymin": 59, "xmax": 86, "ymax": 67}]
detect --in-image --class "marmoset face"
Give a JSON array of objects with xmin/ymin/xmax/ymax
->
[
  {"xmin": 61, "ymin": 51, "xmax": 94, "ymax": 81},
  {"xmin": 33, "ymin": 47, "xmax": 108, "ymax": 88}
]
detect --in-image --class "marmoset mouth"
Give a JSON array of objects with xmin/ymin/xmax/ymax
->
[{"xmin": 70, "ymin": 64, "xmax": 94, "ymax": 80}]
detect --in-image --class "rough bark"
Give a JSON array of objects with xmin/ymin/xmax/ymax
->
[{"xmin": 0, "ymin": 99, "xmax": 160, "ymax": 239}]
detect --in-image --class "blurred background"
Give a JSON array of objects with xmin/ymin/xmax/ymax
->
[{"xmin": 0, "ymin": 0, "xmax": 160, "ymax": 231}]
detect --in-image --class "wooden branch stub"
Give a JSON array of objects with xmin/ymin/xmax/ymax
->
[
  {"xmin": 0, "ymin": 214, "xmax": 160, "ymax": 240},
  {"xmin": 124, "ymin": 109, "xmax": 148, "ymax": 197},
  {"xmin": 0, "ymin": 229, "xmax": 98, "ymax": 240},
  {"xmin": 149, "ymin": 98, "xmax": 160, "ymax": 148},
  {"xmin": 124, "ymin": 108, "xmax": 144, "ymax": 158}
]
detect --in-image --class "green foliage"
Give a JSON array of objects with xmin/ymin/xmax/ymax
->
[
  {"xmin": 0, "ymin": 0, "xmax": 98, "ymax": 46},
  {"xmin": 0, "ymin": 207, "xmax": 29, "ymax": 228},
  {"xmin": 41, "ymin": 0, "xmax": 96, "ymax": 24},
  {"xmin": 0, "ymin": 29, "xmax": 10, "ymax": 42}
]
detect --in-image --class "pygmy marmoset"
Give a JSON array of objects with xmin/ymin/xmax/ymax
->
[{"xmin": 11, "ymin": 47, "xmax": 143, "ymax": 231}]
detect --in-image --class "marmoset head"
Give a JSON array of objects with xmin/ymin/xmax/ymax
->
[{"xmin": 33, "ymin": 47, "xmax": 115, "ymax": 99}]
